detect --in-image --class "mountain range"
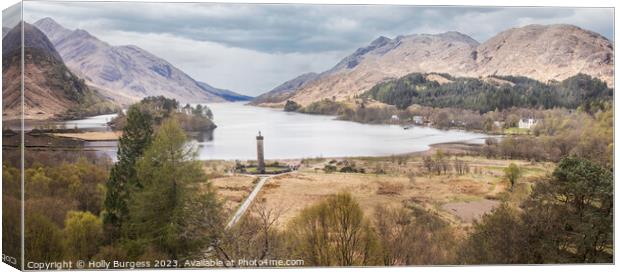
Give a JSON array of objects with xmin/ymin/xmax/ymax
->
[
  {"xmin": 33, "ymin": 17, "xmax": 251, "ymax": 105},
  {"xmin": 256, "ymin": 24, "xmax": 614, "ymax": 106},
  {"xmin": 2, "ymin": 22, "xmax": 117, "ymax": 120}
]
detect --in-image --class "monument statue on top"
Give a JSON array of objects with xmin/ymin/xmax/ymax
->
[{"xmin": 256, "ymin": 131, "xmax": 265, "ymax": 174}]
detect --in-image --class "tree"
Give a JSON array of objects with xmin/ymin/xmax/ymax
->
[
  {"xmin": 215, "ymin": 201, "xmax": 288, "ymax": 267},
  {"xmin": 365, "ymin": 73, "xmax": 612, "ymax": 113},
  {"xmin": 503, "ymin": 163, "xmax": 521, "ymax": 190},
  {"xmin": 63, "ymin": 211, "xmax": 104, "ymax": 261},
  {"xmin": 287, "ymin": 193, "xmax": 380, "ymax": 266},
  {"xmin": 25, "ymin": 213, "xmax": 64, "ymax": 262},
  {"xmin": 103, "ymin": 105, "xmax": 153, "ymax": 242},
  {"xmin": 123, "ymin": 118, "xmax": 224, "ymax": 260},
  {"xmin": 521, "ymin": 157, "xmax": 613, "ymax": 263},
  {"xmin": 375, "ymin": 205, "xmax": 457, "ymax": 265},
  {"xmin": 284, "ymin": 100, "xmax": 301, "ymax": 112},
  {"xmin": 461, "ymin": 157, "xmax": 613, "ymax": 264},
  {"xmin": 459, "ymin": 204, "xmax": 524, "ymax": 264},
  {"xmin": 573, "ymin": 106, "xmax": 613, "ymax": 168}
]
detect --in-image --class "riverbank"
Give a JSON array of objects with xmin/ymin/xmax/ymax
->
[
  {"xmin": 54, "ymin": 131, "xmax": 122, "ymax": 141},
  {"xmin": 257, "ymin": 100, "xmax": 525, "ymax": 136}
]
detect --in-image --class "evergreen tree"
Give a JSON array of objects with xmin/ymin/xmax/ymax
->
[
  {"xmin": 103, "ymin": 106, "xmax": 153, "ymax": 242},
  {"xmin": 521, "ymin": 157, "xmax": 613, "ymax": 263},
  {"xmin": 123, "ymin": 118, "xmax": 224, "ymax": 260},
  {"xmin": 461, "ymin": 157, "xmax": 613, "ymax": 264}
]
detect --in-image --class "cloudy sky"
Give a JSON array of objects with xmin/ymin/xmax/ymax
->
[{"xmin": 20, "ymin": 1, "xmax": 614, "ymax": 96}]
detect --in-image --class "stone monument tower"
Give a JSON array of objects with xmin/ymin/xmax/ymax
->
[{"xmin": 256, "ymin": 131, "xmax": 265, "ymax": 174}]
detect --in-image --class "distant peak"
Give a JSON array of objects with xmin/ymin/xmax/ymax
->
[
  {"xmin": 68, "ymin": 28, "xmax": 95, "ymax": 39},
  {"xmin": 34, "ymin": 17, "xmax": 65, "ymax": 30},
  {"xmin": 506, "ymin": 23, "xmax": 588, "ymax": 34},
  {"xmin": 438, "ymin": 31, "xmax": 480, "ymax": 44},
  {"xmin": 2, "ymin": 21, "xmax": 62, "ymax": 61},
  {"xmin": 370, "ymin": 36, "xmax": 391, "ymax": 46},
  {"xmin": 35, "ymin": 17, "xmax": 58, "ymax": 24},
  {"xmin": 395, "ymin": 31, "xmax": 479, "ymax": 45},
  {"xmin": 441, "ymin": 31, "xmax": 470, "ymax": 37},
  {"xmin": 495, "ymin": 23, "xmax": 610, "ymax": 42}
]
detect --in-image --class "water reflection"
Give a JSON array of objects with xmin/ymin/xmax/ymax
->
[{"xmin": 5, "ymin": 103, "xmax": 491, "ymax": 161}]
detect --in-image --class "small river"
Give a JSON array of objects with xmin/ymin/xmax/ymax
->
[{"xmin": 36, "ymin": 102, "xmax": 489, "ymax": 160}]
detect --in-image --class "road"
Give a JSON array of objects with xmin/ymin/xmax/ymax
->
[{"xmin": 226, "ymin": 175, "xmax": 269, "ymax": 228}]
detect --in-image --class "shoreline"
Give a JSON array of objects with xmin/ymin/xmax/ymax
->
[
  {"xmin": 197, "ymin": 139, "xmax": 487, "ymax": 162},
  {"xmin": 251, "ymin": 103, "xmax": 506, "ymax": 136},
  {"xmin": 48, "ymin": 130, "xmax": 487, "ymax": 161}
]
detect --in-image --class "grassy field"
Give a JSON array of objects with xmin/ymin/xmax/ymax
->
[
  {"xmin": 503, "ymin": 127, "xmax": 530, "ymax": 135},
  {"xmin": 207, "ymin": 154, "xmax": 553, "ymax": 230},
  {"xmin": 207, "ymin": 175, "xmax": 256, "ymax": 218}
]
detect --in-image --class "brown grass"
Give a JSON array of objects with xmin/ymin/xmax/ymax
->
[
  {"xmin": 254, "ymin": 156, "xmax": 551, "ymax": 228},
  {"xmin": 203, "ymin": 155, "xmax": 552, "ymax": 230},
  {"xmin": 54, "ymin": 131, "xmax": 121, "ymax": 141},
  {"xmin": 209, "ymin": 175, "xmax": 256, "ymax": 217},
  {"xmin": 376, "ymin": 181, "xmax": 404, "ymax": 195}
]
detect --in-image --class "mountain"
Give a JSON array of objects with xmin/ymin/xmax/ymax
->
[
  {"xmin": 251, "ymin": 72, "xmax": 319, "ymax": 105},
  {"xmin": 263, "ymin": 32, "xmax": 481, "ymax": 106},
  {"xmin": 473, "ymin": 24, "xmax": 613, "ymax": 86},
  {"xmin": 196, "ymin": 81, "xmax": 252, "ymax": 102},
  {"xmin": 2, "ymin": 22, "xmax": 117, "ymax": 120},
  {"xmin": 33, "ymin": 17, "xmax": 250, "ymax": 104},
  {"xmin": 259, "ymin": 24, "xmax": 613, "ymax": 106},
  {"xmin": 2, "ymin": 26, "xmax": 10, "ymax": 38}
]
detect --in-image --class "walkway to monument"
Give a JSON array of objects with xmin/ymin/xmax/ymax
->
[{"xmin": 225, "ymin": 172, "xmax": 291, "ymax": 228}]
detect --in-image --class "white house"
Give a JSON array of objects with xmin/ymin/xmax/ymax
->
[
  {"xmin": 518, "ymin": 118, "xmax": 539, "ymax": 129},
  {"xmin": 413, "ymin": 116, "xmax": 424, "ymax": 125}
]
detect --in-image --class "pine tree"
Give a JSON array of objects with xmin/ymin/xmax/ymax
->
[
  {"xmin": 103, "ymin": 106, "xmax": 153, "ymax": 242},
  {"xmin": 123, "ymin": 118, "xmax": 223, "ymax": 259}
]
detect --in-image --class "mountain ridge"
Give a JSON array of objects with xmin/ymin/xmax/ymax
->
[
  {"xmin": 258, "ymin": 24, "xmax": 613, "ymax": 106},
  {"xmin": 33, "ymin": 17, "xmax": 251, "ymax": 105},
  {"xmin": 2, "ymin": 22, "xmax": 118, "ymax": 120},
  {"xmin": 251, "ymin": 72, "xmax": 319, "ymax": 105}
]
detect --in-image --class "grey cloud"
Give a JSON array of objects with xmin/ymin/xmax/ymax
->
[
  {"xmin": 23, "ymin": 2, "xmax": 614, "ymax": 53},
  {"xmin": 19, "ymin": 1, "xmax": 614, "ymax": 94},
  {"xmin": 3, "ymin": 2, "xmax": 21, "ymax": 30}
]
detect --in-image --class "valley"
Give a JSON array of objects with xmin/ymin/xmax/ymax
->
[{"xmin": 2, "ymin": 5, "xmax": 614, "ymax": 267}]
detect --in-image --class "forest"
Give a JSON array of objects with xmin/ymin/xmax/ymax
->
[{"xmin": 364, "ymin": 73, "xmax": 612, "ymax": 114}]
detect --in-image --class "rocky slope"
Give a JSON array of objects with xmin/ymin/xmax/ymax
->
[
  {"xmin": 251, "ymin": 72, "xmax": 319, "ymax": 105},
  {"xmin": 2, "ymin": 26, "xmax": 10, "ymax": 38},
  {"xmin": 196, "ymin": 81, "xmax": 253, "ymax": 102},
  {"xmin": 261, "ymin": 24, "xmax": 613, "ymax": 106},
  {"xmin": 34, "ymin": 17, "xmax": 250, "ymax": 105},
  {"xmin": 473, "ymin": 24, "xmax": 613, "ymax": 86},
  {"xmin": 2, "ymin": 22, "xmax": 117, "ymax": 120}
]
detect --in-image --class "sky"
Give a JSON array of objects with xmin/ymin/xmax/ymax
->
[{"xmin": 17, "ymin": 1, "xmax": 615, "ymax": 96}]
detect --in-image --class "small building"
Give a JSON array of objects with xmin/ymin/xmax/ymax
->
[
  {"xmin": 518, "ymin": 118, "xmax": 539, "ymax": 129},
  {"xmin": 412, "ymin": 116, "xmax": 424, "ymax": 125},
  {"xmin": 391, "ymin": 115, "xmax": 400, "ymax": 121}
]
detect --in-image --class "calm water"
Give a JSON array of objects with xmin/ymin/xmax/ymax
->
[
  {"xmin": 61, "ymin": 113, "xmax": 118, "ymax": 130},
  {"xmin": 14, "ymin": 113, "xmax": 118, "ymax": 131},
  {"xmin": 54, "ymin": 102, "xmax": 488, "ymax": 160},
  {"xmin": 193, "ymin": 102, "xmax": 487, "ymax": 160}
]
